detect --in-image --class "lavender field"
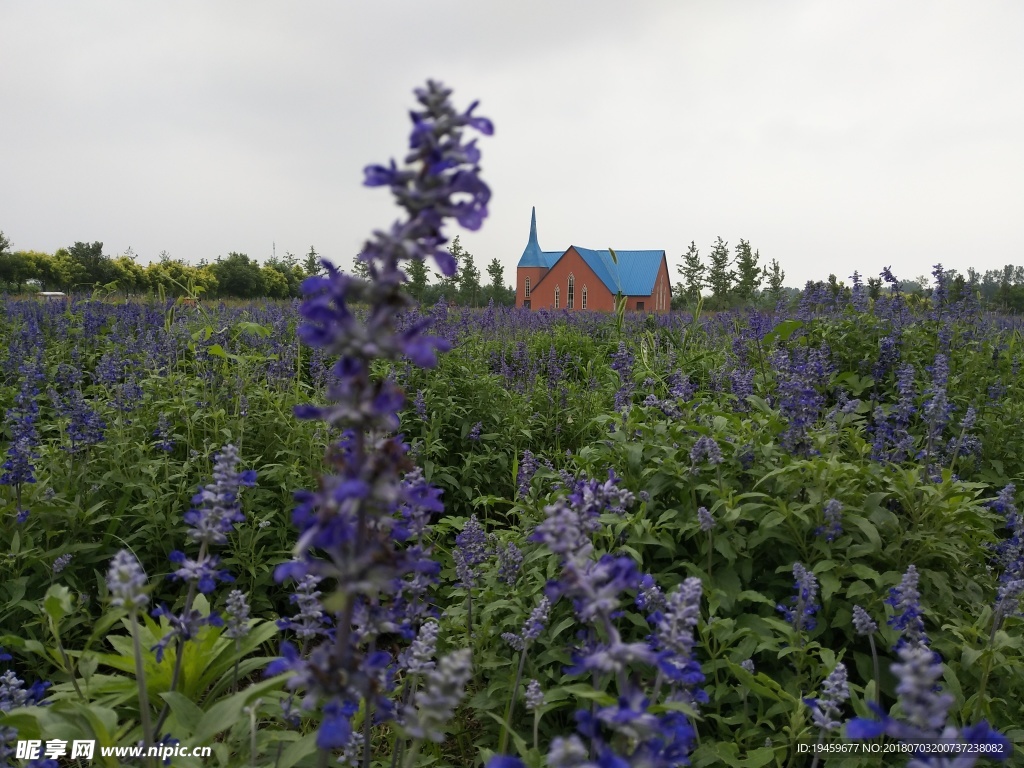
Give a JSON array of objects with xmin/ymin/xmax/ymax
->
[{"xmin": 2, "ymin": 85, "xmax": 1023, "ymax": 768}]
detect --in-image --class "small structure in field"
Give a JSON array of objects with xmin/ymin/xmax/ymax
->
[{"xmin": 515, "ymin": 208, "xmax": 671, "ymax": 313}]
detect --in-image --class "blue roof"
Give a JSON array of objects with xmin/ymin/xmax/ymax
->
[
  {"xmin": 517, "ymin": 208, "xmax": 665, "ymax": 295},
  {"xmin": 573, "ymin": 247, "xmax": 665, "ymax": 296},
  {"xmin": 518, "ymin": 207, "xmax": 564, "ymax": 268}
]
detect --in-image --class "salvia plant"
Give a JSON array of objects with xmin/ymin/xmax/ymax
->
[{"xmin": 0, "ymin": 79, "xmax": 1023, "ymax": 768}]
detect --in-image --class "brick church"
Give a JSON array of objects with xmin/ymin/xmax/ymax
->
[{"xmin": 515, "ymin": 208, "xmax": 671, "ymax": 313}]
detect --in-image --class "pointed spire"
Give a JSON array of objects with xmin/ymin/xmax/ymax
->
[{"xmin": 519, "ymin": 206, "xmax": 547, "ymax": 267}]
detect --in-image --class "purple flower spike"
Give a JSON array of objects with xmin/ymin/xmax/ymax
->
[
  {"xmin": 269, "ymin": 82, "xmax": 492, "ymax": 758},
  {"xmin": 690, "ymin": 436, "xmax": 723, "ymax": 466},
  {"xmin": 184, "ymin": 444, "xmax": 256, "ymax": 547},
  {"xmin": 502, "ymin": 597, "xmax": 550, "ymax": 652},
  {"xmin": 106, "ymin": 550, "xmax": 149, "ymax": 611},
  {"xmin": 852, "ymin": 605, "xmax": 878, "ymax": 636},
  {"xmin": 524, "ymin": 679, "xmax": 544, "ymax": 711},
  {"xmin": 697, "ymin": 506, "xmax": 715, "ymax": 532},
  {"xmin": 886, "ymin": 565, "xmax": 928, "ymax": 649},
  {"xmin": 804, "ymin": 663, "xmax": 849, "ymax": 732},
  {"xmin": 817, "ymin": 499, "xmax": 843, "ymax": 542},
  {"xmin": 224, "ymin": 590, "xmax": 251, "ymax": 640},
  {"xmin": 846, "ymin": 643, "xmax": 1011, "ymax": 758},
  {"xmin": 777, "ymin": 562, "xmax": 819, "ymax": 635}
]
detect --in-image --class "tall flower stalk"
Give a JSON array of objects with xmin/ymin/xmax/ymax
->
[
  {"xmin": 152, "ymin": 443, "xmax": 254, "ymax": 736},
  {"xmin": 852, "ymin": 605, "xmax": 880, "ymax": 707},
  {"xmin": 267, "ymin": 81, "xmax": 492, "ymax": 762},
  {"xmin": 499, "ymin": 596, "xmax": 550, "ymax": 753},
  {"xmin": 106, "ymin": 550, "xmax": 153, "ymax": 762},
  {"xmin": 805, "ymin": 663, "xmax": 849, "ymax": 768}
]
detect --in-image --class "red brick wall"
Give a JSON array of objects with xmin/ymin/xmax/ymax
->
[
  {"xmin": 516, "ymin": 267, "xmax": 548, "ymax": 308},
  {"xmin": 527, "ymin": 248, "xmax": 615, "ymax": 311}
]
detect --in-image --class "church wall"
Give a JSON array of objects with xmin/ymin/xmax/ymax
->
[
  {"xmin": 516, "ymin": 267, "xmax": 548, "ymax": 308},
  {"xmin": 526, "ymin": 248, "xmax": 615, "ymax": 311}
]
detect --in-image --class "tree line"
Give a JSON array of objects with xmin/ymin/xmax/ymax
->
[
  {"xmin": 0, "ymin": 235, "xmax": 313, "ymax": 299},
  {"xmin": 673, "ymin": 237, "xmax": 788, "ymax": 310},
  {"xmin": 0, "ymin": 231, "xmax": 515, "ymax": 305},
  {"xmin": 396, "ymin": 235, "xmax": 514, "ymax": 307}
]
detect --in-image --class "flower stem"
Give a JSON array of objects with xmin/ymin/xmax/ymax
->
[
  {"xmin": 499, "ymin": 648, "xmax": 528, "ymax": 755},
  {"xmin": 130, "ymin": 610, "xmax": 154, "ymax": 766},
  {"xmin": 868, "ymin": 634, "xmax": 880, "ymax": 708},
  {"xmin": 972, "ymin": 616, "xmax": 1000, "ymax": 722},
  {"xmin": 706, "ymin": 531, "xmax": 713, "ymax": 580}
]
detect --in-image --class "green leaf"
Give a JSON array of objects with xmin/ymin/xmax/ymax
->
[
  {"xmin": 43, "ymin": 584, "xmax": 75, "ymax": 625},
  {"xmin": 764, "ymin": 319, "xmax": 804, "ymax": 345},
  {"xmin": 192, "ymin": 675, "xmax": 287, "ymax": 743},
  {"xmin": 848, "ymin": 515, "xmax": 882, "ymax": 549},
  {"xmin": 483, "ymin": 711, "xmax": 530, "ymax": 756},
  {"xmin": 159, "ymin": 691, "xmax": 205, "ymax": 735},
  {"xmin": 736, "ymin": 590, "xmax": 774, "ymax": 606},
  {"xmin": 692, "ymin": 740, "xmax": 742, "ymax": 767},
  {"xmin": 276, "ymin": 731, "xmax": 319, "ymax": 768},
  {"xmin": 819, "ymin": 572, "xmax": 841, "ymax": 601},
  {"xmin": 557, "ymin": 684, "xmax": 615, "ymax": 704},
  {"xmin": 235, "ymin": 320, "xmax": 271, "ymax": 337}
]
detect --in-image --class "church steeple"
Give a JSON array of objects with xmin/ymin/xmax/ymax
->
[{"xmin": 518, "ymin": 206, "xmax": 548, "ymax": 267}]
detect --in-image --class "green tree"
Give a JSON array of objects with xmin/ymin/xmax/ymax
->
[
  {"xmin": 706, "ymin": 237, "xmax": 734, "ymax": 301},
  {"xmin": 405, "ymin": 257, "xmax": 430, "ymax": 302},
  {"xmin": 145, "ymin": 259, "xmax": 199, "ymax": 297},
  {"xmin": 484, "ymin": 257, "xmax": 514, "ymax": 305},
  {"xmin": 303, "ymin": 246, "xmax": 323, "ymax": 277},
  {"xmin": 52, "ymin": 248, "xmax": 88, "ymax": 291},
  {"xmin": 210, "ymin": 252, "xmax": 265, "ymax": 298},
  {"xmin": 827, "ymin": 274, "xmax": 843, "ymax": 299},
  {"xmin": 0, "ymin": 230, "xmax": 10, "ymax": 259},
  {"xmin": 20, "ymin": 251, "xmax": 56, "ymax": 290},
  {"xmin": 265, "ymin": 255, "xmax": 304, "ymax": 297},
  {"xmin": 458, "ymin": 252, "xmax": 481, "ymax": 306},
  {"xmin": 733, "ymin": 239, "xmax": 762, "ymax": 302},
  {"xmin": 867, "ymin": 276, "xmax": 882, "ymax": 301},
  {"xmin": 676, "ymin": 241, "xmax": 705, "ymax": 304},
  {"xmin": 261, "ymin": 265, "xmax": 290, "ymax": 298},
  {"xmin": 486, "ymin": 258, "xmax": 504, "ymax": 295},
  {"xmin": 67, "ymin": 241, "xmax": 117, "ymax": 287},
  {"xmin": 111, "ymin": 255, "xmax": 148, "ymax": 296},
  {"xmin": 436, "ymin": 236, "xmax": 464, "ymax": 299},
  {"xmin": 764, "ymin": 258, "xmax": 786, "ymax": 303},
  {"xmin": 351, "ymin": 254, "xmax": 371, "ymax": 280},
  {"xmin": 0, "ymin": 250, "xmax": 35, "ymax": 292}
]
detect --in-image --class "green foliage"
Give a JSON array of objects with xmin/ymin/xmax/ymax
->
[
  {"xmin": 733, "ymin": 239, "xmax": 761, "ymax": 302},
  {"xmin": 405, "ymin": 256, "xmax": 430, "ymax": 301},
  {"xmin": 676, "ymin": 240, "xmax": 704, "ymax": 306},
  {"xmin": 706, "ymin": 236, "xmax": 734, "ymax": 301},
  {"xmin": 2, "ymin": 295, "xmax": 1024, "ymax": 765},
  {"xmin": 210, "ymin": 252, "xmax": 265, "ymax": 298},
  {"xmin": 764, "ymin": 258, "xmax": 785, "ymax": 303}
]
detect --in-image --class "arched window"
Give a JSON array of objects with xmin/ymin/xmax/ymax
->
[
  {"xmin": 524, "ymin": 276, "xmax": 531, "ymax": 299},
  {"xmin": 567, "ymin": 274, "xmax": 575, "ymax": 308},
  {"xmin": 554, "ymin": 285, "xmax": 560, "ymax": 309},
  {"xmin": 582, "ymin": 285, "xmax": 588, "ymax": 310}
]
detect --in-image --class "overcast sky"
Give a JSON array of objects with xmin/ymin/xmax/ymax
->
[{"xmin": 2, "ymin": 1, "xmax": 1022, "ymax": 288}]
